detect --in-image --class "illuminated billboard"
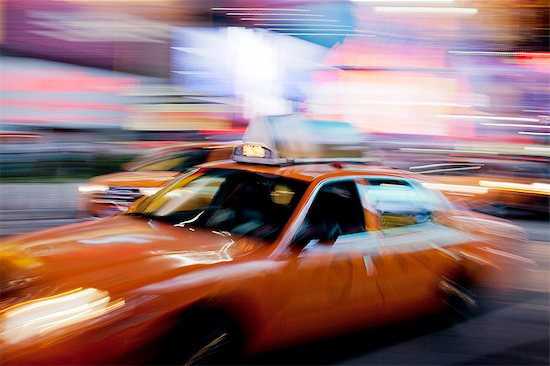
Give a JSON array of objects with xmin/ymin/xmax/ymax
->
[{"xmin": 171, "ymin": 27, "xmax": 327, "ymax": 116}]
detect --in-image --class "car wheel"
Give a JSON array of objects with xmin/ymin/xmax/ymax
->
[
  {"xmin": 157, "ymin": 312, "xmax": 242, "ymax": 366},
  {"xmin": 184, "ymin": 323, "xmax": 239, "ymax": 366},
  {"xmin": 439, "ymin": 276, "xmax": 480, "ymax": 322}
]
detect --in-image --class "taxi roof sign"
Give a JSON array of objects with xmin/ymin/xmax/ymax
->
[{"xmin": 232, "ymin": 114, "xmax": 368, "ymax": 165}]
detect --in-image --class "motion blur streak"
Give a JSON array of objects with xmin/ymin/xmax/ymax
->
[
  {"xmin": 0, "ymin": 0, "xmax": 548, "ymax": 365},
  {"xmin": 479, "ymin": 180, "xmax": 550, "ymax": 194},
  {"xmin": 1, "ymin": 288, "xmax": 124, "ymax": 345},
  {"xmin": 422, "ymin": 182, "xmax": 489, "ymax": 194},
  {"xmin": 374, "ymin": 6, "xmax": 478, "ymax": 15}
]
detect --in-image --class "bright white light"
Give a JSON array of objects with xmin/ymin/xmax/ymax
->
[
  {"xmin": 374, "ymin": 6, "xmax": 478, "ymax": 14},
  {"xmin": 1, "ymin": 288, "xmax": 124, "ymax": 345},
  {"xmin": 255, "ymin": 23, "xmax": 353, "ymax": 27},
  {"xmin": 480, "ymin": 181, "xmax": 550, "ymax": 195},
  {"xmin": 422, "ymin": 182, "xmax": 488, "ymax": 194},
  {"xmin": 267, "ymin": 28, "xmax": 352, "ymax": 32},
  {"xmin": 226, "ymin": 27, "xmax": 289, "ymax": 117},
  {"xmin": 524, "ymin": 146, "xmax": 550, "ymax": 152},
  {"xmin": 533, "ymin": 183, "xmax": 550, "ymax": 191},
  {"xmin": 438, "ymin": 114, "xmax": 540, "ymax": 122},
  {"xmin": 481, "ymin": 123, "xmax": 550, "ymax": 129},
  {"xmin": 241, "ymin": 18, "xmax": 338, "ymax": 21},
  {"xmin": 410, "ymin": 163, "xmax": 465, "ymax": 170},
  {"xmin": 212, "ymin": 8, "xmax": 311, "ymax": 12},
  {"xmin": 227, "ymin": 12, "xmax": 323, "ymax": 16},
  {"xmin": 518, "ymin": 131, "xmax": 550, "ymax": 136},
  {"xmin": 282, "ymin": 33, "xmax": 373, "ymax": 37},
  {"xmin": 400, "ymin": 148, "xmax": 499, "ymax": 155},
  {"xmin": 78, "ymin": 184, "xmax": 108, "ymax": 194},
  {"xmin": 362, "ymin": 100, "xmax": 471, "ymax": 107},
  {"xmin": 415, "ymin": 166, "xmax": 483, "ymax": 174},
  {"xmin": 139, "ymin": 187, "xmax": 162, "ymax": 196},
  {"xmin": 449, "ymin": 51, "xmax": 550, "ymax": 57}
]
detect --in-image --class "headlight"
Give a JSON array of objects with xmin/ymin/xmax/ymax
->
[
  {"xmin": 78, "ymin": 184, "xmax": 108, "ymax": 194},
  {"xmin": 139, "ymin": 187, "xmax": 162, "ymax": 196},
  {"xmin": 0, "ymin": 288, "xmax": 124, "ymax": 345}
]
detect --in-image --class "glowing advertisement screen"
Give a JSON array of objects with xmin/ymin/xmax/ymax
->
[{"xmin": 171, "ymin": 27, "xmax": 327, "ymax": 103}]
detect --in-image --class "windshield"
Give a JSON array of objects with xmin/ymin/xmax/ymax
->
[
  {"xmin": 129, "ymin": 149, "xmax": 209, "ymax": 172},
  {"xmin": 132, "ymin": 169, "xmax": 307, "ymax": 241}
]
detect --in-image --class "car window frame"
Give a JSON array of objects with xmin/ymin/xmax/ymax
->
[
  {"xmin": 359, "ymin": 176, "xmax": 450, "ymax": 232},
  {"xmin": 279, "ymin": 176, "xmax": 372, "ymax": 252}
]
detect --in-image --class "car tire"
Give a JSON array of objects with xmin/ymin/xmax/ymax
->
[
  {"xmin": 156, "ymin": 311, "xmax": 243, "ymax": 366},
  {"xmin": 439, "ymin": 276, "xmax": 481, "ymax": 323}
]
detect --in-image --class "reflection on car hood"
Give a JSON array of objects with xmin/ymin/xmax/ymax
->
[
  {"xmin": 3, "ymin": 216, "xmax": 267, "ymax": 293},
  {"xmin": 89, "ymin": 171, "xmax": 179, "ymax": 187}
]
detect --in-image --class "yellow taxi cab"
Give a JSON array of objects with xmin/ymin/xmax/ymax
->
[
  {"xmin": 77, "ymin": 142, "xmax": 235, "ymax": 217},
  {"xmin": 1, "ymin": 115, "xmax": 529, "ymax": 365},
  {"xmin": 409, "ymin": 159, "xmax": 550, "ymax": 216}
]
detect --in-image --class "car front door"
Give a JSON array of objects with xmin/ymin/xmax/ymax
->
[{"xmin": 271, "ymin": 179, "xmax": 385, "ymax": 345}]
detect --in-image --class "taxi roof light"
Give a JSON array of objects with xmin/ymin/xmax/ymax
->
[{"xmin": 232, "ymin": 114, "xmax": 370, "ymax": 166}]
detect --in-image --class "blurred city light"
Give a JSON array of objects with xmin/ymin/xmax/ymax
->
[{"xmin": 0, "ymin": 0, "xmax": 548, "ymax": 364}]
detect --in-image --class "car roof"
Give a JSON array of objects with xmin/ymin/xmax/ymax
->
[{"xmin": 198, "ymin": 160, "xmax": 423, "ymax": 183}]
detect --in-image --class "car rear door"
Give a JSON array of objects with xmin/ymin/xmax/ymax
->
[{"xmin": 361, "ymin": 177, "xmax": 464, "ymax": 320}]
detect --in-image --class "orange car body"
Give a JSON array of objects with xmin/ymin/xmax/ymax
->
[
  {"xmin": 2, "ymin": 161, "xmax": 528, "ymax": 365},
  {"xmin": 78, "ymin": 142, "xmax": 234, "ymax": 217}
]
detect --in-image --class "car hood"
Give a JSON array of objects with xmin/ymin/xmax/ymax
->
[
  {"xmin": 2, "ymin": 216, "xmax": 268, "ymax": 295},
  {"xmin": 89, "ymin": 171, "xmax": 178, "ymax": 187}
]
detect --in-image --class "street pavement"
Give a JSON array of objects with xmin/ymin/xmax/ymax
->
[{"xmin": 0, "ymin": 183, "xmax": 80, "ymax": 236}]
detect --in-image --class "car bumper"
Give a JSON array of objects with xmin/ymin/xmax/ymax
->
[{"xmin": 2, "ymin": 297, "xmax": 174, "ymax": 365}]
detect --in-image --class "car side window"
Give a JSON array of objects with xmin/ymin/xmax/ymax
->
[
  {"xmin": 363, "ymin": 178, "xmax": 437, "ymax": 230},
  {"xmin": 292, "ymin": 180, "xmax": 365, "ymax": 248}
]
